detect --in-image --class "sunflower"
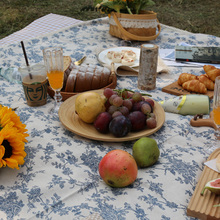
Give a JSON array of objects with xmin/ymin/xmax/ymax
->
[
  {"xmin": 0, "ymin": 105, "xmax": 28, "ymax": 169},
  {"xmin": 0, "ymin": 105, "xmax": 28, "ymax": 142},
  {"xmin": 0, "ymin": 125, "xmax": 27, "ymax": 169}
]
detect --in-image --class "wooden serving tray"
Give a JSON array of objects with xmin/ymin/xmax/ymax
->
[
  {"xmin": 162, "ymin": 81, "xmax": 214, "ymax": 99},
  {"xmin": 58, "ymin": 89, "xmax": 165, "ymax": 142},
  {"xmin": 187, "ymin": 148, "xmax": 220, "ymax": 220}
]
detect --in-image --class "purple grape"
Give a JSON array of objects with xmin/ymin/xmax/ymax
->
[
  {"xmin": 128, "ymin": 111, "xmax": 146, "ymax": 131},
  {"xmin": 132, "ymin": 101, "xmax": 144, "ymax": 112}
]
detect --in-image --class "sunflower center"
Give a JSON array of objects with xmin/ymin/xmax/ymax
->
[{"xmin": 2, "ymin": 140, "xmax": 13, "ymax": 159}]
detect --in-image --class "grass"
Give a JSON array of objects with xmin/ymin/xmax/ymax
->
[{"xmin": 0, "ymin": 0, "xmax": 219, "ymax": 40}]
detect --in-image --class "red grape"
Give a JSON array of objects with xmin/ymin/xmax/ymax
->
[
  {"xmin": 145, "ymin": 98, "xmax": 154, "ymax": 108},
  {"xmin": 132, "ymin": 92, "xmax": 142, "ymax": 102},
  {"xmin": 119, "ymin": 106, "xmax": 129, "ymax": 116},
  {"xmin": 103, "ymin": 88, "xmax": 114, "ymax": 99},
  {"xmin": 112, "ymin": 111, "xmax": 122, "ymax": 118},
  {"xmin": 108, "ymin": 105, "xmax": 118, "ymax": 114},
  {"xmin": 123, "ymin": 99, "xmax": 133, "ymax": 111},
  {"xmin": 146, "ymin": 117, "xmax": 157, "ymax": 129},
  {"xmin": 109, "ymin": 94, "xmax": 118, "ymax": 105},
  {"xmin": 141, "ymin": 103, "xmax": 151, "ymax": 115},
  {"xmin": 112, "ymin": 96, "xmax": 123, "ymax": 107}
]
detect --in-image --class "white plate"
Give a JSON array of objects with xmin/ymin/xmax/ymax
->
[{"xmin": 98, "ymin": 47, "xmax": 140, "ymax": 67}]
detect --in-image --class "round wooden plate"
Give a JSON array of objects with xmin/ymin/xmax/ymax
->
[{"xmin": 58, "ymin": 89, "xmax": 165, "ymax": 142}]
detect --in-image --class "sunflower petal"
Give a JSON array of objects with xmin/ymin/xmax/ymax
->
[
  {"xmin": 4, "ymin": 158, "xmax": 19, "ymax": 169},
  {"xmin": 10, "ymin": 154, "xmax": 25, "ymax": 165}
]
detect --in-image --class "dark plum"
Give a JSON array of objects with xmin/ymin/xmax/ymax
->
[
  {"xmin": 109, "ymin": 115, "xmax": 132, "ymax": 137},
  {"xmin": 94, "ymin": 112, "xmax": 112, "ymax": 133},
  {"xmin": 128, "ymin": 111, "xmax": 146, "ymax": 131}
]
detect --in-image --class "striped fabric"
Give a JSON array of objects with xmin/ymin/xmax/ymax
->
[{"xmin": 0, "ymin": 13, "xmax": 82, "ymax": 46}]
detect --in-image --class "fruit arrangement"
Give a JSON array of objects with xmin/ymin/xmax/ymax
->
[
  {"xmin": 94, "ymin": 88, "xmax": 157, "ymax": 137},
  {"xmin": 99, "ymin": 137, "xmax": 160, "ymax": 188}
]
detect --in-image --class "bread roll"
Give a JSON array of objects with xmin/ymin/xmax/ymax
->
[
  {"xmin": 178, "ymin": 73, "xmax": 197, "ymax": 86},
  {"xmin": 203, "ymin": 65, "xmax": 220, "ymax": 82},
  {"xmin": 182, "ymin": 79, "xmax": 207, "ymax": 94},
  {"xmin": 64, "ymin": 64, "xmax": 112, "ymax": 92},
  {"xmin": 197, "ymin": 74, "xmax": 215, "ymax": 90}
]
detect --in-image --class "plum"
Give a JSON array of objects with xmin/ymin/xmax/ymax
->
[{"xmin": 109, "ymin": 115, "xmax": 132, "ymax": 137}]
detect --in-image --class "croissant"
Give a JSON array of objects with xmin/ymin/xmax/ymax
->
[
  {"xmin": 197, "ymin": 74, "xmax": 215, "ymax": 90},
  {"xmin": 203, "ymin": 65, "xmax": 220, "ymax": 82},
  {"xmin": 178, "ymin": 73, "xmax": 197, "ymax": 85},
  {"xmin": 182, "ymin": 79, "xmax": 207, "ymax": 94}
]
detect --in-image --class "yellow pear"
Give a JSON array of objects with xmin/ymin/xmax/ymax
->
[{"xmin": 75, "ymin": 91, "xmax": 106, "ymax": 123}]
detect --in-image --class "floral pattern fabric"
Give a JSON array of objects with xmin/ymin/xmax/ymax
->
[{"xmin": 0, "ymin": 17, "xmax": 220, "ymax": 220}]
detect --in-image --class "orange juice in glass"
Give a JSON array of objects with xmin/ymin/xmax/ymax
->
[
  {"xmin": 43, "ymin": 47, "xmax": 64, "ymax": 114},
  {"xmin": 46, "ymin": 70, "xmax": 64, "ymax": 90},
  {"xmin": 205, "ymin": 76, "xmax": 220, "ymax": 154},
  {"xmin": 213, "ymin": 106, "xmax": 220, "ymax": 126}
]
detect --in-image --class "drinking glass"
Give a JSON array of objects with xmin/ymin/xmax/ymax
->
[
  {"xmin": 205, "ymin": 76, "xmax": 220, "ymax": 154},
  {"xmin": 43, "ymin": 47, "xmax": 64, "ymax": 114}
]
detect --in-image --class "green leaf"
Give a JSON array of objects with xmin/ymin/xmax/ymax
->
[{"xmin": 102, "ymin": 1, "xmax": 127, "ymax": 13}]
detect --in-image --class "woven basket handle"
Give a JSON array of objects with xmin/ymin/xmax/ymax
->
[{"xmin": 112, "ymin": 12, "xmax": 161, "ymax": 41}]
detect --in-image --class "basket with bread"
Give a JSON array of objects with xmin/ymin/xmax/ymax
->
[
  {"xmin": 47, "ymin": 56, "xmax": 117, "ymax": 101},
  {"xmin": 178, "ymin": 65, "xmax": 220, "ymax": 94}
]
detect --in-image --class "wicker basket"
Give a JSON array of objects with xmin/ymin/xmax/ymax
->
[
  {"xmin": 47, "ymin": 64, "xmax": 117, "ymax": 101},
  {"xmin": 109, "ymin": 11, "xmax": 161, "ymax": 41}
]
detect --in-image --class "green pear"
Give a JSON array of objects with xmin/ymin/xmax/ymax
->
[{"xmin": 132, "ymin": 137, "xmax": 160, "ymax": 168}]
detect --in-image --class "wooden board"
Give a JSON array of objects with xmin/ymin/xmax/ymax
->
[
  {"xmin": 162, "ymin": 81, "xmax": 214, "ymax": 99},
  {"xmin": 58, "ymin": 89, "xmax": 165, "ymax": 142},
  {"xmin": 187, "ymin": 148, "xmax": 220, "ymax": 220}
]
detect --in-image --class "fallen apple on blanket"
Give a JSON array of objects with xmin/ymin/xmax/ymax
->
[{"xmin": 99, "ymin": 149, "xmax": 138, "ymax": 187}]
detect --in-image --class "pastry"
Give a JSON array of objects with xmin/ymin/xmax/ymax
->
[
  {"xmin": 178, "ymin": 73, "xmax": 197, "ymax": 86},
  {"xmin": 182, "ymin": 79, "xmax": 207, "ymax": 94},
  {"xmin": 197, "ymin": 74, "xmax": 215, "ymax": 90},
  {"xmin": 203, "ymin": 65, "xmax": 220, "ymax": 82}
]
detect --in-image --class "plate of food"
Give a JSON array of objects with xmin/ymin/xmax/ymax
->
[
  {"xmin": 58, "ymin": 89, "xmax": 165, "ymax": 142},
  {"xmin": 98, "ymin": 47, "xmax": 140, "ymax": 68}
]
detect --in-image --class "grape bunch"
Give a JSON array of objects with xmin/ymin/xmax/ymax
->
[{"xmin": 94, "ymin": 88, "xmax": 157, "ymax": 137}]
